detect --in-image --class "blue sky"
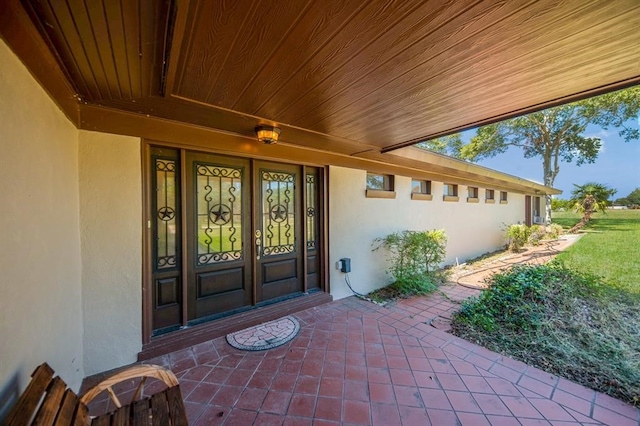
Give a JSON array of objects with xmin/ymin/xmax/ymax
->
[{"xmin": 462, "ymin": 120, "xmax": 640, "ymax": 200}]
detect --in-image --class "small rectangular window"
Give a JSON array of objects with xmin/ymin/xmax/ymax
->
[
  {"xmin": 366, "ymin": 172, "xmax": 396, "ymax": 198},
  {"xmin": 366, "ymin": 172, "xmax": 393, "ymax": 191},
  {"xmin": 411, "ymin": 179, "xmax": 432, "ymax": 200},
  {"xmin": 468, "ymin": 187, "xmax": 478, "ymax": 198},
  {"xmin": 500, "ymin": 191, "xmax": 508, "ymax": 203},
  {"xmin": 485, "ymin": 189, "xmax": 495, "ymax": 203},
  {"xmin": 411, "ymin": 179, "xmax": 431, "ymax": 194},
  {"xmin": 443, "ymin": 183, "xmax": 459, "ymax": 202},
  {"xmin": 444, "ymin": 184, "xmax": 458, "ymax": 197}
]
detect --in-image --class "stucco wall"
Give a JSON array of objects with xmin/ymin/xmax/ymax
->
[
  {"xmin": 78, "ymin": 131, "xmax": 142, "ymax": 375},
  {"xmin": 0, "ymin": 40, "xmax": 84, "ymax": 391},
  {"xmin": 329, "ymin": 166, "xmax": 526, "ymax": 299}
]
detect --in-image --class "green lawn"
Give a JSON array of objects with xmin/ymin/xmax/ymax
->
[{"xmin": 552, "ymin": 209, "xmax": 640, "ymax": 292}]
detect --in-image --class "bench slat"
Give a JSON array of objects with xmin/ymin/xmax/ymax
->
[
  {"xmin": 112, "ymin": 404, "xmax": 131, "ymax": 426},
  {"xmin": 72, "ymin": 403, "xmax": 90, "ymax": 426},
  {"xmin": 165, "ymin": 386, "xmax": 188, "ymax": 426},
  {"xmin": 5, "ymin": 363, "xmax": 55, "ymax": 425},
  {"xmin": 150, "ymin": 391, "xmax": 169, "ymax": 426},
  {"xmin": 54, "ymin": 389, "xmax": 80, "ymax": 426},
  {"xmin": 91, "ymin": 413, "xmax": 111, "ymax": 426},
  {"xmin": 34, "ymin": 377, "xmax": 66, "ymax": 425},
  {"xmin": 131, "ymin": 399, "xmax": 149, "ymax": 426}
]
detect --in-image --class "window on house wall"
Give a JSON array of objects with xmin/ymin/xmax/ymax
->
[
  {"xmin": 468, "ymin": 186, "xmax": 479, "ymax": 199},
  {"xmin": 411, "ymin": 179, "xmax": 432, "ymax": 200},
  {"xmin": 366, "ymin": 172, "xmax": 396, "ymax": 199},
  {"xmin": 443, "ymin": 183, "xmax": 459, "ymax": 201},
  {"xmin": 486, "ymin": 189, "xmax": 495, "ymax": 201},
  {"xmin": 444, "ymin": 184, "xmax": 458, "ymax": 196},
  {"xmin": 500, "ymin": 191, "xmax": 508, "ymax": 203}
]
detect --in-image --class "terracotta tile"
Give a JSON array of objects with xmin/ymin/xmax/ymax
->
[
  {"xmin": 517, "ymin": 375, "xmax": 554, "ymax": 398},
  {"xmin": 367, "ymin": 367, "xmax": 391, "ymax": 384},
  {"xmin": 518, "ymin": 419, "xmax": 551, "ymax": 425},
  {"xmin": 272, "ymin": 373, "xmax": 299, "ymax": 392},
  {"xmin": 450, "ymin": 360, "xmax": 480, "ymax": 376},
  {"xmin": 237, "ymin": 355, "xmax": 262, "ymax": 370},
  {"xmin": 398, "ymin": 405, "xmax": 431, "ymax": 426},
  {"xmin": 225, "ymin": 368, "xmax": 254, "ymax": 387},
  {"xmin": 346, "ymin": 352, "xmax": 367, "ymax": 366},
  {"xmin": 430, "ymin": 358, "xmax": 457, "ymax": 374},
  {"xmin": 528, "ymin": 398, "xmax": 575, "ymax": 422},
  {"xmin": 203, "ymin": 366, "xmax": 234, "ymax": 384},
  {"xmin": 344, "ymin": 399, "xmax": 371, "ymax": 425},
  {"xmin": 389, "ymin": 368, "xmax": 416, "ymax": 387},
  {"xmin": 445, "ymin": 390, "xmax": 482, "ymax": 413},
  {"xmin": 419, "ymin": 388, "xmax": 452, "ymax": 410},
  {"xmin": 345, "ymin": 365, "xmax": 368, "ymax": 381},
  {"xmin": 592, "ymin": 404, "xmax": 638, "ymax": 426},
  {"xmin": 457, "ymin": 412, "xmax": 491, "ymax": 426},
  {"xmin": 500, "ymin": 395, "xmax": 544, "ymax": 419},
  {"xmin": 318, "ymin": 377, "xmax": 343, "ymax": 398},
  {"xmin": 280, "ymin": 359, "xmax": 304, "ymax": 375},
  {"xmin": 287, "ymin": 394, "xmax": 316, "ymax": 417},
  {"xmin": 185, "ymin": 381, "xmax": 220, "ymax": 405},
  {"xmin": 393, "ymin": 385, "xmax": 423, "ymax": 408},
  {"xmin": 407, "ymin": 357, "xmax": 432, "ymax": 372},
  {"xmin": 211, "ymin": 385, "xmax": 243, "ymax": 407},
  {"xmin": 473, "ymin": 393, "xmax": 512, "ymax": 416},
  {"xmin": 371, "ymin": 402, "xmax": 402, "ymax": 426},
  {"xmin": 261, "ymin": 390, "xmax": 293, "ymax": 415},
  {"xmin": 496, "ymin": 356, "xmax": 528, "ymax": 373},
  {"xmin": 181, "ymin": 365, "xmax": 215, "ymax": 382},
  {"xmin": 386, "ymin": 356, "xmax": 409, "ymax": 370},
  {"xmin": 301, "ymin": 359, "xmax": 323, "ymax": 376},
  {"xmin": 235, "ymin": 387, "xmax": 268, "ymax": 411},
  {"xmin": 295, "ymin": 375, "xmax": 320, "ymax": 395},
  {"xmin": 326, "ymin": 350, "xmax": 346, "ymax": 364},
  {"xmin": 486, "ymin": 414, "xmax": 522, "ymax": 426},
  {"xmin": 255, "ymin": 412, "xmax": 287, "ymax": 425},
  {"xmin": 216, "ymin": 354, "xmax": 244, "ymax": 369},
  {"xmin": 365, "ymin": 353, "xmax": 388, "ymax": 369},
  {"xmin": 489, "ymin": 364, "xmax": 522, "ymax": 383},
  {"xmin": 383, "ymin": 345, "xmax": 405, "ymax": 357},
  {"xmin": 426, "ymin": 408, "xmax": 458, "ymax": 425},
  {"xmin": 344, "ymin": 380, "xmax": 369, "ymax": 401},
  {"xmin": 551, "ymin": 389, "xmax": 591, "ymax": 416},
  {"xmin": 412, "ymin": 371, "xmax": 440, "ymax": 389},
  {"xmin": 465, "ymin": 353, "xmax": 496, "ymax": 371},
  {"xmin": 593, "ymin": 392, "xmax": 639, "ymax": 420},
  {"xmin": 314, "ymin": 396, "xmax": 342, "ymax": 422},
  {"xmin": 460, "ymin": 375, "xmax": 493, "ymax": 394},
  {"xmin": 369, "ymin": 382, "xmax": 395, "ymax": 404},
  {"xmin": 283, "ymin": 416, "xmax": 314, "ymax": 426},
  {"xmin": 183, "ymin": 401, "xmax": 206, "ymax": 424},
  {"xmin": 322, "ymin": 362, "xmax": 345, "ymax": 379},
  {"xmin": 247, "ymin": 371, "xmax": 274, "ymax": 389},
  {"xmin": 486, "ymin": 377, "xmax": 523, "ymax": 397},
  {"xmin": 436, "ymin": 373, "xmax": 467, "ymax": 391},
  {"xmin": 193, "ymin": 405, "xmax": 228, "ymax": 426}
]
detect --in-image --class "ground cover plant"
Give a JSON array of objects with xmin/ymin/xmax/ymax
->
[
  {"xmin": 451, "ymin": 210, "xmax": 640, "ymax": 405},
  {"xmin": 369, "ymin": 230, "xmax": 447, "ymax": 302}
]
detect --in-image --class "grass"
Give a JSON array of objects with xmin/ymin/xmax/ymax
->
[
  {"xmin": 553, "ymin": 209, "xmax": 640, "ymax": 292},
  {"xmin": 450, "ymin": 210, "xmax": 640, "ymax": 406}
]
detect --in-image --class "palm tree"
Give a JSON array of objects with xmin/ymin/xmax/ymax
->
[{"xmin": 568, "ymin": 182, "xmax": 617, "ymax": 233}]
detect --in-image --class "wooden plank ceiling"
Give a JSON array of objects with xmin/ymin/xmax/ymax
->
[{"xmin": 16, "ymin": 0, "xmax": 640, "ymax": 155}]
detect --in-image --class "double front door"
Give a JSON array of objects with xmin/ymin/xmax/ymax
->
[{"xmin": 149, "ymin": 147, "xmax": 322, "ymax": 335}]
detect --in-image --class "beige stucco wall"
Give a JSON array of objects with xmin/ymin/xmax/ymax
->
[
  {"xmin": 0, "ymin": 40, "xmax": 84, "ymax": 391},
  {"xmin": 78, "ymin": 130, "xmax": 142, "ymax": 375},
  {"xmin": 329, "ymin": 166, "xmax": 527, "ymax": 299}
]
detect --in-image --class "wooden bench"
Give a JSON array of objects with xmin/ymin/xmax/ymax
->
[{"xmin": 4, "ymin": 363, "xmax": 188, "ymax": 425}]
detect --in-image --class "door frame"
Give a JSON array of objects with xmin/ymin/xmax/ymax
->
[{"xmin": 141, "ymin": 140, "xmax": 328, "ymax": 344}]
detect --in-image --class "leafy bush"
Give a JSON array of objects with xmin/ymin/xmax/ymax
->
[
  {"xmin": 506, "ymin": 224, "xmax": 530, "ymax": 252},
  {"xmin": 551, "ymin": 198, "xmax": 571, "ymax": 211},
  {"xmin": 546, "ymin": 223, "xmax": 563, "ymax": 239},
  {"xmin": 527, "ymin": 225, "xmax": 545, "ymax": 245},
  {"xmin": 452, "ymin": 263, "xmax": 640, "ymax": 406},
  {"xmin": 373, "ymin": 230, "xmax": 447, "ymax": 296}
]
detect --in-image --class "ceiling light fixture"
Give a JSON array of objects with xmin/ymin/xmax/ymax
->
[{"xmin": 255, "ymin": 125, "xmax": 281, "ymax": 144}]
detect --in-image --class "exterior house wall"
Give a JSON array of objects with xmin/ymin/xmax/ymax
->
[
  {"xmin": 329, "ymin": 166, "xmax": 526, "ymax": 300},
  {"xmin": 78, "ymin": 131, "xmax": 143, "ymax": 376},
  {"xmin": 0, "ymin": 40, "xmax": 84, "ymax": 391}
]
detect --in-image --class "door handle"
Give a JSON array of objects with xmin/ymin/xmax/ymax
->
[{"xmin": 255, "ymin": 230, "xmax": 262, "ymax": 259}]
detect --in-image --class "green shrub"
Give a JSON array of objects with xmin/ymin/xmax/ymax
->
[
  {"xmin": 546, "ymin": 223, "xmax": 563, "ymax": 239},
  {"xmin": 506, "ymin": 224, "xmax": 530, "ymax": 252},
  {"xmin": 373, "ymin": 230, "xmax": 447, "ymax": 296},
  {"xmin": 527, "ymin": 224, "xmax": 545, "ymax": 245}
]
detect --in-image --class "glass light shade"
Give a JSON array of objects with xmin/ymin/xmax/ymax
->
[{"xmin": 255, "ymin": 126, "xmax": 281, "ymax": 144}]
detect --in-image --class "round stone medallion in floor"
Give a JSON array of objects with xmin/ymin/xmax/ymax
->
[{"xmin": 226, "ymin": 316, "xmax": 300, "ymax": 351}]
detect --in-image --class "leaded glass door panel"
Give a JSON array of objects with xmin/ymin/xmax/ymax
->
[
  {"xmin": 185, "ymin": 153, "xmax": 251, "ymax": 320},
  {"xmin": 255, "ymin": 162, "xmax": 304, "ymax": 303}
]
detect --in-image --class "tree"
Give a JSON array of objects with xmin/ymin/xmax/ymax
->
[
  {"xmin": 416, "ymin": 133, "xmax": 463, "ymax": 157},
  {"xmin": 568, "ymin": 182, "xmax": 616, "ymax": 233},
  {"xmin": 615, "ymin": 187, "xmax": 640, "ymax": 207},
  {"xmin": 432, "ymin": 87, "xmax": 640, "ymax": 224}
]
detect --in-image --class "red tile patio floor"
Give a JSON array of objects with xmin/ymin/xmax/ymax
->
[{"xmin": 92, "ymin": 283, "xmax": 640, "ymax": 425}]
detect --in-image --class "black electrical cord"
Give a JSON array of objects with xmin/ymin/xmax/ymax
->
[{"xmin": 344, "ymin": 272, "xmax": 367, "ymax": 298}]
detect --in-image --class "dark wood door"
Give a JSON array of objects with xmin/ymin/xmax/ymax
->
[
  {"xmin": 254, "ymin": 162, "xmax": 304, "ymax": 303},
  {"xmin": 525, "ymin": 195, "xmax": 532, "ymax": 226},
  {"xmin": 185, "ymin": 152, "xmax": 252, "ymax": 321}
]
